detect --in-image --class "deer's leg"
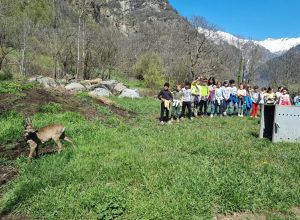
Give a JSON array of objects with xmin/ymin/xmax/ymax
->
[
  {"xmin": 28, "ymin": 141, "xmax": 37, "ymax": 159},
  {"xmin": 63, "ymin": 136, "xmax": 75, "ymax": 148},
  {"xmin": 54, "ymin": 139, "xmax": 63, "ymax": 153},
  {"xmin": 35, "ymin": 145, "xmax": 39, "ymax": 157}
]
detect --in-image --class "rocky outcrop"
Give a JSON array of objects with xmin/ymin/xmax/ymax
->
[
  {"xmin": 88, "ymin": 88, "xmax": 112, "ymax": 97},
  {"xmin": 119, "ymin": 89, "xmax": 141, "ymax": 98},
  {"xmin": 113, "ymin": 83, "xmax": 127, "ymax": 95},
  {"xmin": 29, "ymin": 76, "xmax": 141, "ymax": 98},
  {"xmin": 29, "ymin": 76, "xmax": 58, "ymax": 88},
  {"xmin": 65, "ymin": 82, "xmax": 86, "ymax": 91},
  {"xmin": 100, "ymin": 80, "xmax": 118, "ymax": 91}
]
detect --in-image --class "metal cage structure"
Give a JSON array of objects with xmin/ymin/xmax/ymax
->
[{"xmin": 259, "ymin": 105, "xmax": 300, "ymax": 143}]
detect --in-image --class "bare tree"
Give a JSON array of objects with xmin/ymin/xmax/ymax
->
[
  {"xmin": 74, "ymin": 0, "xmax": 90, "ymax": 79},
  {"xmin": 183, "ymin": 16, "xmax": 215, "ymax": 79}
]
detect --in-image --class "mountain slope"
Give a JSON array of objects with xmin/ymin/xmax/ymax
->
[
  {"xmin": 0, "ymin": 0, "xmax": 244, "ymax": 82},
  {"xmin": 259, "ymin": 38, "xmax": 300, "ymax": 54},
  {"xmin": 198, "ymin": 27, "xmax": 300, "ymax": 54},
  {"xmin": 256, "ymin": 45, "xmax": 300, "ymax": 87}
]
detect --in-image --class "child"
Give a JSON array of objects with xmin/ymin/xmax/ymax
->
[
  {"xmin": 250, "ymin": 86, "xmax": 260, "ymax": 118},
  {"xmin": 275, "ymin": 86, "xmax": 283, "ymax": 104},
  {"xmin": 215, "ymin": 81, "xmax": 224, "ymax": 116},
  {"xmin": 171, "ymin": 84, "xmax": 183, "ymax": 122},
  {"xmin": 222, "ymin": 80, "xmax": 231, "ymax": 116},
  {"xmin": 259, "ymin": 87, "xmax": 267, "ymax": 115},
  {"xmin": 191, "ymin": 77, "xmax": 201, "ymax": 117},
  {"xmin": 265, "ymin": 87, "xmax": 276, "ymax": 104},
  {"xmin": 199, "ymin": 78, "xmax": 209, "ymax": 116},
  {"xmin": 229, "ymin": 79, "xmax": 238, "ymax": 115},
  {"xmin": 208, "ymin": 77, "xmax": 216, "ymax": 117},
  {"xmin": 244, "ymin": 84, "xmax": 253, "ymax": 116},
  {"xmin": 181, "ymin": 82, "xmax": 193, "ymax": 120},
  {"xmin": 294, "ymin": 90, "xmax": 300, "ymax": 107},
  {"xmin": 237, "ymin": 83, "xmax": 246, "ymax": 117},
  {"xmin": 157, "ymin": 82, "xmax": 173, "ymax": 124},
  {"xmin": 279, "ymin": 88, "xmax": 291, "ymax": 106}
]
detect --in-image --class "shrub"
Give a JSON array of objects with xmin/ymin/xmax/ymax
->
[
  {"xmin": 134, "ymin": 53, "xmax": 165, "ymax": 89},
  {"xmin": 0, "ymin": 81, "xmax": 37, "ymax": 94},
  {"xmin": 0, "ymin": 70, "xmax": 13, "ymax": 81},
  {"xmin": 40, "ymin": 102, "xmax": 62, "ymax": 113}
]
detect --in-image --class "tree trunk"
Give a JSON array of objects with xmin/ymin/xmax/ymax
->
[
  {"xmin": 76, "ymin": 15, "xmax": 82, "ymax": 79},
  {"xmin": 0, "ymin": 57, "xmax": 4, "ymax": 71}
]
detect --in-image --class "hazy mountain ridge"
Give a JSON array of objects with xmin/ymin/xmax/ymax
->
[
  {"xmin": 256, "ymin": 44, "xmax": 300, "ymax": 87},
  {"xmin": 198, "ymin": 27, "xmax": 300, "ymax": 54},
  {"xmin": 198, "ymin": 27, "xmax": 300, "ymax": 86}
]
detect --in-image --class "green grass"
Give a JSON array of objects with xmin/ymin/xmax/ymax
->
[
  {"xmin": 0, "ymin": 98, "xmax": 300, "ymax": 219},
  {"xmin": 40, "ymin": 102, "xmax": 63, "ymax": 114},
  {"xmin": 0, "ymin": 111, "xmax": 24, "ymax": 144},
  {"xmin": 0, "ymin": 81, "xmax": 37, "ymax": 94}
]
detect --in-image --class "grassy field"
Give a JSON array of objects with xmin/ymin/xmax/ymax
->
[{"xmin": 0, "ymin": 93, "xmax": 300, "ymax": 219}]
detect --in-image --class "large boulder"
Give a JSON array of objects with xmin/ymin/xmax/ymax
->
[
  {"xmin": 36, "ymin": 77, "xmax": 58, "ymax": 88},
  {"xmin": 28, "ymin": 75, "xmax": 43, "ymax": 82},
  {"xmin": 119, "ymin": 89, "xmax": 141, "ymax": 98},
  {"xmin": 65, "ymin": 82, "xmax": 85, "ymax": 91},
  {"xmin": 89, "ymin": 88, "xmax": 112, "ymax": 97},
  {"xmin": 113, "ymin": 83, "xmax": 127, "ymax": 95},
  {"xmin": 100, "ymin": 80, "xmax": 118, "ymax": 91}
]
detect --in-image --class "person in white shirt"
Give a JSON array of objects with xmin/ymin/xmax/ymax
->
[
  {"xmin": 180, "ymin": 82, "xmax": 193, "ymax": 120},
  {"xmin": 275, "ymin": 86, "xmax": 283, "ymax": 104},
  {"xmin": 237, "ymin": 83, "xmax": 247, "ymax": 117},
  {"xmin": 222, "ymin": 80, "xmax": 231, "ymax": 116}
]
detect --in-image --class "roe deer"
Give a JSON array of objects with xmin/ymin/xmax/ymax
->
[{"xmin": 24, "ymin": 118, "xmax": 74, "ymax": 159}]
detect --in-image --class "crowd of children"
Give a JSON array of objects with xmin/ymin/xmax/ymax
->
[{"xmin": 157, "ymin": 77, "xmax": 300, "ymax": 124}]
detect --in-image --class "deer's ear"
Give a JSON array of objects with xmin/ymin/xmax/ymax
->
[{"xmin": 25, "ymin": 117, "xmax": 33, "ymax": 126}]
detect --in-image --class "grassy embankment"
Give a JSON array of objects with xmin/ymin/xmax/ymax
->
[{"xmin": 0, "ymin": 81, "xmax": 300, "ymax": 219}]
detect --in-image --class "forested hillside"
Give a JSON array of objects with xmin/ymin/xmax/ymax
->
[
  {"xmin": 0, "ymin": 0, "xmax": 242, "ymax": 87},
  {"xmin": 256, "ymin": 45, "xmax": 300, "ymax": 89}
]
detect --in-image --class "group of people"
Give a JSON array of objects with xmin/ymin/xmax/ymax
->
[{"xmin": 157, "ymin": 76, "xmax": 300, "ymax": 124}]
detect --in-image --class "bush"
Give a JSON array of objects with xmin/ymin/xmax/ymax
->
[
  {"xmin": 0, "ymin": 70, "xmax": 13, "ymax": 81},
  {"xmin": 134, "ymin": 53, "xmax": 165, "ymax": 89},
  {"xmin": 40, "ymin": 102, "xmax": 63, "ymax": 113},
  {"xmin": 0, "ymin": 81, "xmax": 37, "ymax": 94}
]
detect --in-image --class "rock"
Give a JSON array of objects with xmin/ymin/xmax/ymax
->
[
  {"xmin": 113, "ymin": 83, "xmax": 127, "ymax": 94},
  {"xmin": 28, "ymin": 75, "xmax": 43, "ymax": 82},
  {"xmin": 119, "ymin": 89, "xmax": 141, "ymax": 98},
  {"xmin": 65, "ymin": 82, "xmax": 86, "ymax": 91},
  {"xmin": 81, "ymin": 78, "xmax": 102, "ymax": 86},
  {"xmin": 56, "ymin": 79, "xmax": 67, "ymax": 86},
  {"xmin": 100, "ymin": 80, "xmax": 118, "ymax": 91},
  {"xmin": 88, "ymin": 88, "xmax": 112, "ymax": 97},
  {"xmin": 85, "ymin": 83, "xmax": 102, "ymax": 91},
  {"xmin": 36, "ymin": 77, "xmax": 58, "ymax": 88},
  {"xmin": 89, "ymin": 95, "xmax": 114, "ymax": 106}
]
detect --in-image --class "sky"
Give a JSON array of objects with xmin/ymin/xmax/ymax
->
[{"xmin": 169, "ymin": 0, "xmax": 300, "ymax": 40}]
